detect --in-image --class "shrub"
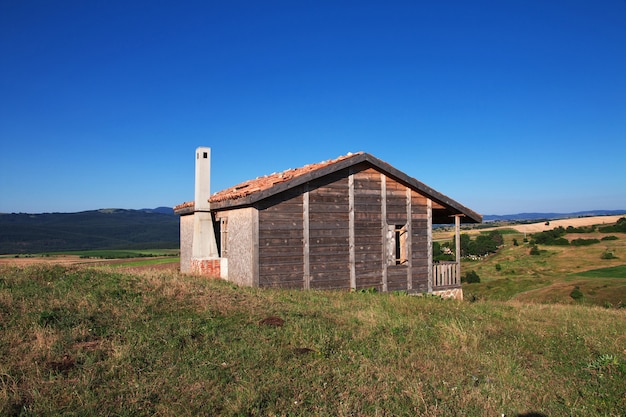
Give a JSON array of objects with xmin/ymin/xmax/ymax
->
[
  {"xmin": 551, "ymin": 237, "xmax": 570, "ymax": 246},
  {"xmin": 461, "ymin": 270, "xmax": 480, "ymax": 284},
  {"xmin": 454, "ymin": 231, "xmax": 504, "ymax": 258},
  {"xmin": 512, "ymin": 238, "xmax": 519, "ymax": 246},
  {"xmin": 570, "ymin": 286, "xmax": 584, "ymax": 301},
  {"xmin": 571, "ymin": 238, "xmax": 600, "ymax": 246},
  {"xmin": 601, "ymin": 235, "xmax": 618, "ymax": 241},
  {"xmin": 566, "ymin": 225, "xmax": 596, "ymax": 233},
  {"xmin": 495, "ymin": 263, "xmax": 502, "ymax": 272},
  {"xmin": 529, "ymin": 245, "xmax": 541, "ymax": 256},
  {"xmin": 598, "ymin": 217, "xmax": 626, "ymax": 233},
  {"xmin": 601, "ymin": 251, "xmax": 617, "ymax": 260},
  {"xmin": 532, "ymin": 227, "xmax": 567, "ymax": 245}
]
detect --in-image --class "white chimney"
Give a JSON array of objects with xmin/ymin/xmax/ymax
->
[
  {"xmin": 195, "ymin": 147, "xmax": 211, "ymax": 211},
  {"xmin": 192, "ymin": 147, "xmax": 219, "ymax": 259}
]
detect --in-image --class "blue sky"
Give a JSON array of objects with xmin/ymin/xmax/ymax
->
[{"xmin": 1, "ymin": 1, "xmax": 625, "ymax": 215}]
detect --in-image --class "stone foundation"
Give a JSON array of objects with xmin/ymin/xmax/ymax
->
[{"xmin": 432, "ymin": 288, "xmax": 463, "ymax": 301}]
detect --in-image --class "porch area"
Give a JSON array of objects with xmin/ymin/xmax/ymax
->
[{"xmin": 429, "ymin": 214, "xmax": 464, "ymax": 300}]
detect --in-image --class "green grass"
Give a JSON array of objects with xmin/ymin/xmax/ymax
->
[
  {"xmin": 574, "ymin": 265, "xmax": 626, "ymax": 279},
  {"xmin": 1, "ymin": 265, "xmax": 625, "ymax": 416}
]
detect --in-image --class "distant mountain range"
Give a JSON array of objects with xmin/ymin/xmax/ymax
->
[
  {"xmin": 483, "ymin": 210, "xmax": 626, "ymax": 222},
  {"xmin": 0, "ymin": 208, "xmax": 179, "ymax": 254}
]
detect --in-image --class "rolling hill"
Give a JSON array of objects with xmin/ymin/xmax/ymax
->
[{"xmin": 0, "ymin": 208, "xmax": 179, "ymax": 254}]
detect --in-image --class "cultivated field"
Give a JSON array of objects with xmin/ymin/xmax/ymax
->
[
  {"xmin": 0, "ymin": 250, "xmax": 179, "ymax": 272},
  {"xmin": 488, "ymin": 214, "xmax": 625, "ymax": 234}
]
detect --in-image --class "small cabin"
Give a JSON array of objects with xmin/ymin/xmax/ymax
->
[{"xmin": 175, "ymin": 148, "xmax": 482, "ymax": 299}]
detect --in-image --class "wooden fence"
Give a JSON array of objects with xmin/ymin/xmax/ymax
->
[{"xmin": 433, "ymin": 261, "xmax": 460, "ymax": 289}]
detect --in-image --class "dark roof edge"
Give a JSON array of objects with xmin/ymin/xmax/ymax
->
[
  {"xmin": 210, "ymin": 153, "xmax": 482, "ymax": 223},
  {"xmin": 362, "ymin": 154, "xmax": 483, "ymax": 223}
]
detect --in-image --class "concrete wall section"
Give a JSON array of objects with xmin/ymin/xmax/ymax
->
[
  {"xmin": 222, "ymin": 207, "xmax": 257, "ymax": 287},
  {"xmin": 179, "ymin": 214, "xmax": 194, "ymax": 274}
]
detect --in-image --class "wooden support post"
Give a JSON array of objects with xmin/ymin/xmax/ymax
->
[
  {"xmin": 427, "ymin": 199, "xmax": 433, "ymax": 293},
  {"xmin": 349, "ymin": 171, "xmax": 356, "ymax": 290},
  {"xmin": 303, "ymin": 185, "xmax": 310, "ymax": 290},
  {"xmin": 406, "ymin": 186, "xmax": 412, "ymax": 290},
  {"xmin": 381, "ymin": 173, "xmax": 388, "ymax": 292},
  {"xmin": 455, "ymin": 214, "xmax": 461, "ymax": 282}
]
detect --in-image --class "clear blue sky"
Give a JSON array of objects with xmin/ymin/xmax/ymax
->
[{"xmin": 1, "ymin": 1, "xmax": 625, "ymax": 215}]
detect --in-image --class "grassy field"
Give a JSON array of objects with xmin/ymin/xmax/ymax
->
[
  {"xmin": 451, "ymin": 222, "xmax": 626, "ymax": 307},
  {"xmin": 1, "ymin": 265, "xmax": 625, "ymax": 416}
]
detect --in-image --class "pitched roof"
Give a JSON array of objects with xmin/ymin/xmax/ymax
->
[
  {"xmin": 210, "ymin": 152, "xmax": 364, "ymax": 203},
  {"xmin": 175, "ymin": 152, "xmax": 482, "ymax": 223}
]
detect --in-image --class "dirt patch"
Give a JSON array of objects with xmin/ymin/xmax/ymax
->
[{"xmin": 0, "ymin": 254, "xmax": 89, "ymax": 267}]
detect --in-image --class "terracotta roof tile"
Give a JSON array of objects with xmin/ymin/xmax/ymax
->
[
  {"xmin": 208, "ymin": 152, "xmax": 363, "ymax": 203},
  {"xmin": 173, "ymin": 201, "xmax": 194, "ymax": 211}
]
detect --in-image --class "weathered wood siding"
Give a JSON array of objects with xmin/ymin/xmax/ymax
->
[
  {"xmin": 257, "ymin": 188, "xmax": 304, "ymax": 288},
  {"xmin": 247, "ymin": 166, "xmax": 432, "ymax": 292},
  {"xmin": 385, "ymin": 176, "xmax": 409, "ymax": 291},
  {"xmin": 353, "ymin": 167, "xmax": 384, "ymax": 290},
  {"xmin": 411, "ymin": 191, "xmax": 430, "ymax": 292},
  {"xmin": 308, "ymin": 173, "xmax": 350, "ymax": 289}
]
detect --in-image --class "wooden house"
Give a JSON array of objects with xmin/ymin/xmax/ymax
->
[{"xmin": 174, "ymin": 148, "xmax": 482, "ymax": 299}]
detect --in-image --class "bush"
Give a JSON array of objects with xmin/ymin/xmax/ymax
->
[
  {"xmin": 571, "ymin": 238, "xmax": 600, "ymax": 246},
  {"xmin": 512, "ymin": 238, "xmax": 519, "ymax": 246},
  {"xmin": 461, "ymin": 270, "xmax": 480, "ymax": 284},
  {"xmin": 495, "ymin": 263, "xmax": 502, "ymax": 272},
  {"xmin": 529, "ymin": 245, "xmax": 541, "ymax": 256},
  {"xmin": 598, "ymin": 217, "xmax": 626, "ymax": 233},
  {"xmin": 601, "ymin": 251, "xmax": 617, "ymax": 260},
  {"xmin": 601, "ymin": 235, "xmax": 618, "ymax": 241},
  {"xmin": 566, "ymin": 225, "xmax": 596, "ymax": 233},
  {"xmin": 532, "ymin": 227, "xmax": 567, "ymax": 245},
  {"xmin": 570, "ymin": 286, "xmax": 584, "ymax": 301},
  {"xmin": 454, "ymin": 231, "xmax": 504, "ymax": 258},
  {"xmin": 551, "ymin": 237, "xmax": 570, "ymax": 246}
]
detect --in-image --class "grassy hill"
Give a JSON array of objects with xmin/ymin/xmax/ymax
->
[
  {"xmin": 0, "ymin": 209, "xmax": 179, "ymax": 254},
  {"xmin": 453, "ymin": 217, "xmax": 626, "ymax": 307},
  {"xmin": 1, "ymin": 264, "xmax": 624, "ymax": 416}
]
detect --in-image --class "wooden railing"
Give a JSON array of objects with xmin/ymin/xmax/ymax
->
[{"xmin": 433, "ymin": 261, "xmax": 460, "ymax": 289}]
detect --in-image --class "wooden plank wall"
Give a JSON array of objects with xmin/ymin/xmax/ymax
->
[
  {"xmin": 257, "ymin": 188, "xmax": 304, "ymax": 288},
  {"xmin": 411, "ymin": 191, "xmax": 430, "ymax": 292},
  {"xmin": 253, "ymin": 165, "xmax": 431, "ymax": 292},
  {"xmin": 308, "ymin": 173, "xmax": 351, "ymax": 289},
  {"xmin": 353, "ymin": 168, "xmax": 384, "ymax": 290},
  {"xmin": 385, "ymin": 176, "xmax": 409, "ymax": 291}
]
